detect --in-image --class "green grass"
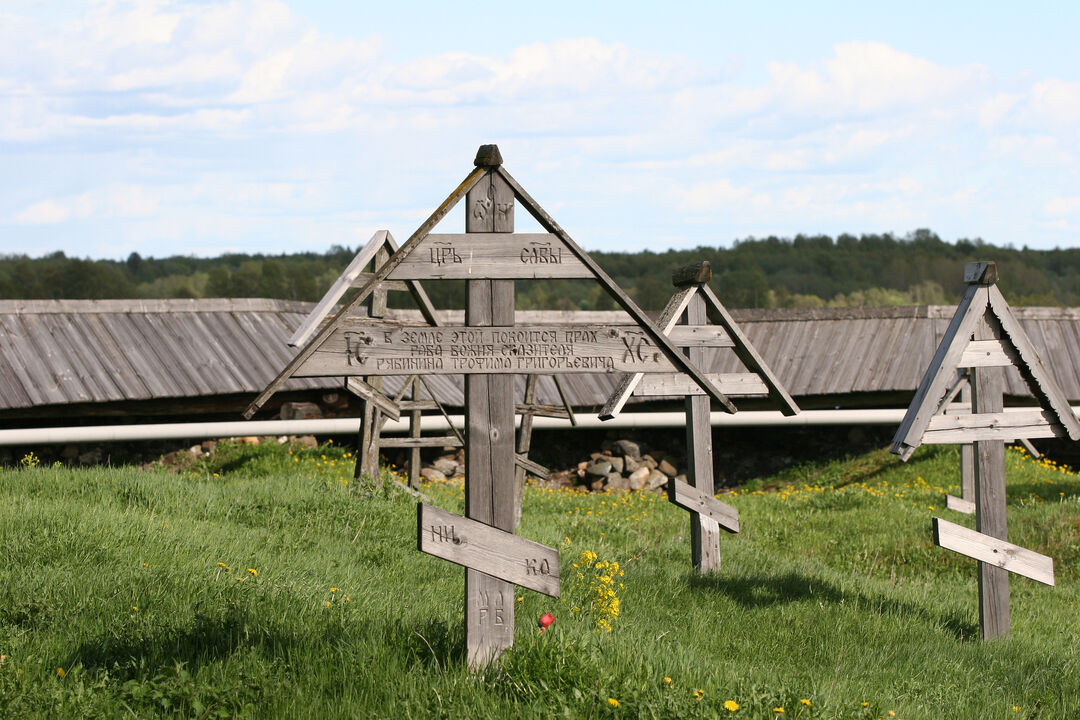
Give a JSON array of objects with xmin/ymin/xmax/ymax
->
[{"xmin": 2, "ymin": 440, "xmax": 1080, "ymax": 718}]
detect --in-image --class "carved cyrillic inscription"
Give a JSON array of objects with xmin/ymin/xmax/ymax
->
[
  {"xmin": 524, "ymin": 558, "xmax": 551, "ymax": 576},
  {"xmin": 429, "ymin": 524, "xmax": 460, "ymax": 544},
  {"xmin": 387, "ymin": 234, "xmax": 592, "ymax": 279},
  {"xmin": 304, "ymin": 325, "xmax": 682, "ymax": 377},
  {"xmin": 477, "ymin": 590, "xmax": 506, "ymax": 626}
]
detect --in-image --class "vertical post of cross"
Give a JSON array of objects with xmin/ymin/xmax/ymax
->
[
  {"xmin": 959, "ymin": 372, "xmax": 975, "ymax": 503},
  {"xmin": 676, "ymin": 273, "xmax": 721, "ymax": 572},
  {"xmin": 967, "ymin": 262, "xmax": 1009, "ymax": 639},
  {"xmin": 464, "ymin": 144, "xmax": 517, "ymax": 668},
  {"xmin": 355, "ymin": 246, "xmax": 391, "ymax": 482}
]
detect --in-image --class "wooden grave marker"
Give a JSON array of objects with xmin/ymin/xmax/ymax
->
[
  {"xmin": 246, "ymin": 144, "xmax": 729, "ymax": 668},
  {"xmin": 890, "ymin": 261, "xmax": 1079, "ymax": 639},
  {"xmin": 600, "ymin": 261, "xmax": 800, "ymax": 572}
]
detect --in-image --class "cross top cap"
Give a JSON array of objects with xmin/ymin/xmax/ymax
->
[
  {"xmin": 963, "ymin": 261, "xmax": 998, "ymax": 284},
  {"xmin": 474, "ymin": 144, "xmax": 503, "ymax": 167}
]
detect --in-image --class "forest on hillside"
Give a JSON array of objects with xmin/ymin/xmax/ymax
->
[{"xmin": 3, "ymin": 229, "xmax": 1079, "ymax": 311}]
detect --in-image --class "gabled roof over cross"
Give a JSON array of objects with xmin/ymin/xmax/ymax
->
[{"xmin": 891, "ymin": 261, "xmax": 1080, "ymax": 460}]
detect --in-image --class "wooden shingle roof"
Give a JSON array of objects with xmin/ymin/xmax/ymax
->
[{"xmin": 2, "ymin": 300, "xmax": 1079, "ymax": 414}]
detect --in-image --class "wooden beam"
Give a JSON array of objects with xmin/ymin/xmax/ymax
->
[
  {"xmin": 387, "ymin": 233, "xmax": 593, "ymax": 280},
  {"xmin": 551, "ymin": 374, "xmax": 577, "ymax": 427},
  {"xmin": 973, "ymin": 312, "xmax": 1010, "ymax": 639},
  {"xmin": 684, "ymin": 293, "xmax": 722, "ymax": 573},
  {"xmin": 515, "ymin": 453, "xmax": 549, "ymax": 479},
  {"xmin": 960, "ymin": 339, "xmax": 1018, "ymax": 368},
  {"xmin": 946, "ymin": 494, "xmax": 975, "ymax": 514},
  {"xmin": 634, "ymin": 372, "xmax": 769, "ymax": 398},
  {"xmin": 667, "ymin": 478, "xmax": 740, "ymax": 534},
  {"xmin": 288, "ymin": 230, "xmax": 388, "ymax": 348},
  {"xmin": 379, "ymin": 435, "xmax": 462, "ymax": 448},
  {"xmin": 933, "ymin": 517, "xmax": 1053, "ymax": 586},
  {"xmin": 418, "ymin": 504, "xmax": 560, "ymax": 597},
  {"xmin": 922, "ymin": 409, "xmax": 1067, "ymax": 443},
  {"xmin": 344, "ymin": 377, "xmax": 401, "ymax": 420}
]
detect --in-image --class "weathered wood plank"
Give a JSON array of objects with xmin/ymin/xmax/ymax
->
[
  {"xmin": 946, "ymin": 494, "xmax": 976, "ymax": 514},
  {"xmin": 684, "ymin": 293, "xmax": 721, "ymax": 573},
  {"xmin": 551, "ymin": 373, "xmax": 578, "ymax": 427},
  {"xmin": 244, "ymin": 165, "xmax": 488, "ymax": 418},
  {"xmin": 515, "ymin": 454, "xmax": 549, "ymax": 479},
  {"xmin": 513, "ymin": 375, "xmax": 539, "ymax": 529},
  {"xmin": 298, "ymin": 324, "xmax": 717, "ymax": 377},
  {"xmin": 516, "ymin": 403, "xmax": 570, "ymax": 419},
  {"xmin": 961, "ymin": 339, "xmax": 1017, "ymax": 367},
  {"xmin": 923, "ymin": 409, "xmax": 1066, "ymax": 443},
  {"xmin": 387, "ymin": 233, "xmax": 593, "ymax": 280},
  {"xmin": 288, "ymin": 230, "xmax": 388, "ymax": 348},
  {"xmin": 973, "ymin": 313, "xmax": 1010, "ymax": 639},
  {"xmin": 890, "ymin": 284, "xmax": 988, "ymax": 459},
  {"xmin": 344, "ymin": 377, "xmax": 401, "ymax": 420},
  {"xmin": 667, "ymin": 478, "xmax": 740, "ymax": 534},
  {"xmin": 933, "ymin": 517, "xmax": 1053, "ymax": 585},
  {"xmin": 418, "ymin": 504, "xmax": 560, "ymax": 597},
  {"xmin": 634, "ymin": 372, "xmax": 769, "ymax": 397},
  {"xmin": 464, "ymin": 170, "xmax": 517, "ymax": 670},
  {"xmin": 350, "ymin": 273, "xmax": 410, "ymax": 291},
  {"xmin": 666, "ymin": 325, "xmax": 734, "ymax": 347},
  {"xmin": 380, "ymin": 435, "xmax": 462, "ymax": 448}
]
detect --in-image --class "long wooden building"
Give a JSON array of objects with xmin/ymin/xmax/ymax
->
[{"xmin": 2, "ymin": 299, "xmax": 1080, "ymax": 426}]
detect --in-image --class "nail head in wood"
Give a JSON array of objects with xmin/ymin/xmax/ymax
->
[
  {"xmin": 964, "ymin": 261, "xmax": 998, "ymax": 284},
  {"xmin": 672, "ymin": 261, "xmax": 712, "ymax": 287},
  {"xmin": 474, "ymin": 144, "xmax": 503, "ymax": 167}
]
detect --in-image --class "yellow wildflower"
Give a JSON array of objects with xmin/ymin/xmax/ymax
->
[
  {"xmin": 607, "ymin": 698, "xmax": 619, "ymax": 707},
  {"xmin": 330, "ymin": 587, "xmax": 339, "ymax": 593},
  {"xmin": 663, "ymin": 677, "xmax": 673, "ymax": 686},
  {"xmin": 247, "ymin": 568, "xmax": 257, "ymax": 577},
  {"xmin": 694, "ymin": 689, "xmax": 705, "ymax": 701},
  {"xmin": 324, "ymin": 601, "xmax": 331, "ymax": 607},
  {"xmin": 773, "ymin": 709, "xmax": 785, "ymax": 715},
  {"xmin": 131, "ymin": 606, "xmax": 138, "ymax": 611},
  {"xmin": 888, "ymin": 712, "xmax": 896, "ymax": 718},
  {"xmin": 217, "ymin": 562, "xmax": 228, "ymax": 569},
  {"xmin": 56, "ymin": 667, "xmax": 66, "ymax": 678},
  {"xmin": 861, "ymin": 702, "xmax": 869, "ymax": 707},
  {"xmin": 800, "ymin": 699, "xmax": 811, "ymax": 706},
  {"xmin": 724, "ymin": 699, "xmax": 740, "ymax": 712}
]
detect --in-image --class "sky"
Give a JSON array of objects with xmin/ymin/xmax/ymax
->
[{"xmin": 2, "ymin": 1, "xmax": 1080, "ymax": 260}]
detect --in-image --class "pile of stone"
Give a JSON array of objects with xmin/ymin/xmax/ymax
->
[
  {"xmin": 417, "ymin": 448, "xmax": 465, "ymax": 483},
  {"xmin": 547, "ymin": 439, "xmax": 684, "ymax": 493}
]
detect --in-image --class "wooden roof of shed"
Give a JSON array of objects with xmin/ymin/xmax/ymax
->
[{"xmin": 2, "ymin": 300, "xmax": 1079, "ymax": 414}]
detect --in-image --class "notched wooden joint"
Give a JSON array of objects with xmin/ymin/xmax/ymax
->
[
  {"xmin": 963, "ymin": 261, "xmax": 998, "ymax": 284},
  {"xmin": 474, "ymin": 144, "xmax": 503, "ymax": 167},
  {"xmin": 672, "ymin": 261, "xmax": 712, "ymax": 287}
]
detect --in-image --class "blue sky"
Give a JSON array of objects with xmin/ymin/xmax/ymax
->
[{"xmin": 2, "ymin": 1, "xmax": 1079, "ymax": 259}]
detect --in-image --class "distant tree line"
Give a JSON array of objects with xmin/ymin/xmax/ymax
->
[{"xmin": 3, "ymin": 230, "xmax": 1079, "ymax": 311}]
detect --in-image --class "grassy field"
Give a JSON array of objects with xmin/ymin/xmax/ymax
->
[{"xmin": 2, "ymin": 440, "xmax": 1079, "ymax": 719}]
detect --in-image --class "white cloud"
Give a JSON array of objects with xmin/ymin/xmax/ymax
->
[
  {"xmin": 15, "ymin": 200, "xmax": 70, "ymax": 224},
  {"xmin": 1045, "ymin": 196, "xmax": 1080, "ymax": 217}
]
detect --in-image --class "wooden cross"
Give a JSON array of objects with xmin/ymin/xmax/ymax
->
[
  {"xmin": 891, "ymin": 261, "xmax": 1079, "ymax": 639},
  {"xmin": 599, "ymin": 261, "xmax": 799, "ymax": 572}
]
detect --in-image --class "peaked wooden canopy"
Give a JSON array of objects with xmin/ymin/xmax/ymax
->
[
  {"xmin": 599, "ymin": 261, "xmax": 800, "ymax": 420},
  {"xmin": 244, "ymin": 146, "xmax": 734, "ymax": 419},
  {"xmin": 891, "ymin": 261, "xmax": 1080, "ymax": 460}
]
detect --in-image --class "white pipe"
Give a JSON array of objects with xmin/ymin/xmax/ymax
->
[{"xmin": 2, "ymin": 406, "xmax": 1075, "ymax": 446}]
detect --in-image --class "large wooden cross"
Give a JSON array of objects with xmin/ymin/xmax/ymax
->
[
  {"xmin": 891, "ymin": 261, "xmax": 1080, "ymax": 639},
  {"xmin": 246, "ymin": 145, "xmax": 732, "ymax": 668}
]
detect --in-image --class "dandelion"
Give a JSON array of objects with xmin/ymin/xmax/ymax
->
[
  {"xmin": 888, "ymin": 712, "xmax": 896, "ymax": 717},
  {"xmin": 217, "ymin": 562, "xmax": 229, "ymax": 569},
  {"xmin": 247, "ymin": 568, "xmax": 257, "ymax": 577},
  {"xmin": 607, "ymin": 698, "xmax": 619, "ymax": 707},
  {"xmin": 330, "ymin": 587, "xmax": 339, "ymax": 593},
  {"xmin": 800, "ymin": 699, "xmax": 811, "ymax": 707},
  {"xmin": 663, "ymin": 677, "xmax": 673, "ymax": 686},
  {"xmin": 861, "ymin": 702, "xmax": 869, "ymax": 707},
  {"xmin": 324, "ymin": 601, "xmax": 332, "ymax": 607},
  {"xmin": 235, "ymin": 577, "xmax": 245, "ymax": 582},
  {"xmin": 694, "ymin": 689, "xmax": 705, "ymax": 702},
  {"xmin": 724, "ymin": 699, "xmax": 740, "ymax": 712},
  {"xmin": 773, "ymin": 709, "xmax": 785, "ymax": 715},
  {"xmin": 1013, "ymin": 707, "xmax": 1021, "ymax": 713},
  {"xmin": 56, "ymin": 667, "xmax": 65, "ymax": 678},
  {"xmin": 131, "ymin": 605, "xmax": 138, "ymax": 611}
]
